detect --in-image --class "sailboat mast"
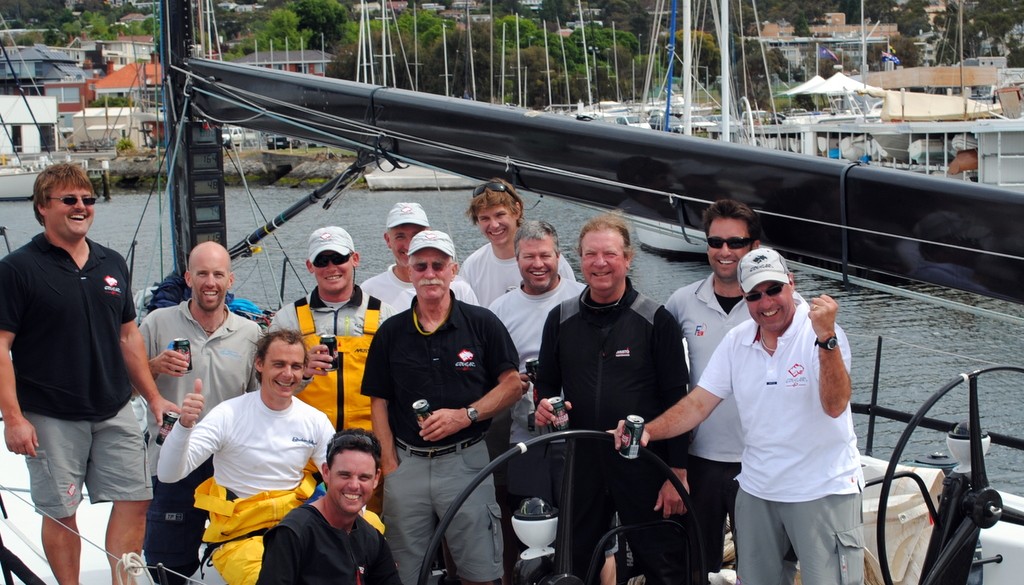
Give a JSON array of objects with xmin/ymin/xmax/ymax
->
[
  {"xmin": 443, "ymin": 23, "xmax": 451, "ymax": 96},
  {"xmin": 543, "ymin": 21, "xmax": 553, "ymax": 108},
  {"xmin": 719, "ymin": 0, "xmax": 730, "ymax": 142},
  {"xmin": 682, "ymin": 0, "xmax": 692, "ymax": 134},
  {"xmin": 557, "ymin": 17, "xmax": 571, "ymax": 105},
  {"xmin": 663, "ymin": 0, "xmax": 677, "ymax": 132},
  {"xmin": 577, "ymin": 0, "xmax": 593, "ymax": 106},
  {"xmin": 500, "ymin": 23, "xmax": 506, "ymax": 103},
  {"xmin": 516, "ymin": 14, "xmax": 522, "ymax": 107}
]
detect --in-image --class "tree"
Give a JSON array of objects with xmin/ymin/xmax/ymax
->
[
  {"xmin": 255, "ymin": 8, "xmax": 307, "ymax": 52},
  {"xmin": 292, "ymin": 0, "xmax": 348, "ymax": 47}
]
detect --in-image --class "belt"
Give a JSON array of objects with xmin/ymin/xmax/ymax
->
[{"xmin": 395, "ymin": 435, "xmax": 484, "ymax": 459}]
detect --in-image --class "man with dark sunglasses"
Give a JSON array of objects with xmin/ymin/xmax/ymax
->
[
  {"xmin": 0, "ymin": 163, "xmax": 177, "ymax": 584},
  {"xmin": 271, "ymin": 227, "xmax": 398, "ymax": 438},
  {"xmin": 362, "ymin": 229, "xmax": 521, "ymax": 585},
  {"xmin": 664, "ymin": 199, "xmax": 761, "ymax": 578},
  {"xmin": 257, "ymin": 429, "xmax": 401, "ymax": 585},
  {"xmin": 619, "ymin": 247, "xmax": 863, "ymax": 585}
]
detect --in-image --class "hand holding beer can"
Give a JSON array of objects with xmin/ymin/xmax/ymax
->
[
  {"xmin": 172, "ymin": 338, "xmax": 193, "ymax": 372},
  {"xmin": 156, "ymin": 411, "xmax": 180, "ymax": 445},
  {"xmin": 413, "ymin": 399, "xmax": 432, "ymax": 427},
  {"xmin": 548, "ymin": 396, "xmax": 569, "ymax": 431},
  {"xmin": 320, "ymin": 334, "xmax": 338, "ymax": 372},
  {"xmin": 619, "ymin": 415, "xmax": 645, "ymax": 459}
]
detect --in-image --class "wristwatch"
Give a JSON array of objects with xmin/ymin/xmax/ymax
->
[
  {"xmin": 466, "ymin": 407, "xmax": 479, "ymax": 422},
  {"xmin": 814, "ymin": 335, "xmax": 839, "ymax": 350}
]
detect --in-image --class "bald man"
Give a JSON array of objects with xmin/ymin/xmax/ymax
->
[{"xmin": 139, "ymin": 242, "xmax": 262, "ymax": 583}]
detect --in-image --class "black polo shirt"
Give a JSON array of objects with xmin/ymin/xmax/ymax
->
[
  {"xmin": 0, "ymin": 234, "xmax": 136, "ymax": 420},
  {"xmin": 361, "ymin": 295, "xmax": 519, "ymax": 447}
]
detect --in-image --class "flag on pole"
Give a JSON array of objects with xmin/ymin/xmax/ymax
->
[
  {"xmin": 818, "ymin": 45, "xmax": 839, "ymax": 62},
  {"xmin": 881, "ymin": 50, "xmax": 901, "ymax": 65}
]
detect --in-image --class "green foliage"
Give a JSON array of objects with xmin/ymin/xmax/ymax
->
[
  {"xmin": 116, "ymin": 137, "xmax": 135, "ymax": 154},
  {"xmin": 292, "ymin": 0, "xmax": 348, "ymax": 47},
  {"xmin": 90, "ymin": 96, "xmax": 133, "ymax": 107}
]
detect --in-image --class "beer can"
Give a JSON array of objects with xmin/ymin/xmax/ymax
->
[
  {"xmin": 172, "ymin": 338, "xmax": 193, "ymax": 372},
  {"xmin": 524, "ymin": 358, "xmax": 540, "ymax": 383},
  {"xmin": 548, "ymin": 396, "xmax": 569, "ymax": 431},
  {"xmin": 413, "ymin": 399, "xmax": 432, "ymax": 424},
  {"xmin": 320, "ymin": 334, "xmax": 338, "ymax": 372},
  {"xmin": 619, "ymin": 415, "xmax": 645, "ymax": 459},
  {"xmin": 155, "ymin": 411, "xmax": 180, "ymax": 446}
]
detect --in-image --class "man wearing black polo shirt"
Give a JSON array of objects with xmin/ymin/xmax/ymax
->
[
  {"xmin": 362, "ymin": 229, "xmax": 520, "ymax": 585},
  {"xmin": 0, "ymin": 163, "xmax": 176, "ymax": 585}
]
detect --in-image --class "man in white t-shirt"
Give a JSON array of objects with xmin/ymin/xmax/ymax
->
[
  {"xmin": 361, "ymin": 201, "xmax": 479, "ymax": 308},
  {"xmin": 460, "ymin": 179, "xmax": 575, "ymax": 307},
  {"xmin": 488, "ymin": 220, "xmax": 585, "ymax": 583},
  {"xmin": 158, "ymin": 329, "xmax": 334, "ymax": 585},
  {"xmin": 618, "ymin": 248, "xmax": 864, "ymax": 585}
]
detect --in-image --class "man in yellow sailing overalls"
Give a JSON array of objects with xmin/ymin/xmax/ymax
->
[{"xmin": 270, "ymin": 226, "xmax": 398, "ymax": 436}]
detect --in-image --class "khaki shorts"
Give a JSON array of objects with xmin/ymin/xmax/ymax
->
[{"xmin": 25, "ymin": 401, "xmax": 152, "ymax": 518}]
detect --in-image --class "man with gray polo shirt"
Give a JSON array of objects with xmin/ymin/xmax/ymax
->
[
  {"xmin": 623, "ymin": 247, "xmax": 863, "ymax": 585},
  {"xmin": 362, "ymin": 202, "xmax": 479, "ymax": 309},
  {"xmin": 140, "ymin": 241, "xmax": 261, "ymax": 584},
  {"xmin": 362, "ymin": 230, "xmax": 520, "ymax": 585}
]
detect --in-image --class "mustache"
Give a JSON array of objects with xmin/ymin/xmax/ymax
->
[{"xmin": 418, "ymin": 278, "xmax": 444, "ymax": 286}]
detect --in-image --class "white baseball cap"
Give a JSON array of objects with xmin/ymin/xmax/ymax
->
[
  {"xmin": 386, "ymin": 202, "xmax": 430, "ymax": 229},
  {"xmin": 307, "ymin": 227, "xmax": 355, "ymax": 263},
  {"xmin": 407, "ymin": 230, "xmax": 457, "ymax": 259},
  {"xmin": 738, "ymin": 247, "xmax": 790, "ymax": 293}
]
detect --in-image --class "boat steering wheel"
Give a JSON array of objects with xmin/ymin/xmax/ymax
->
[
  {"xmin": 875, "ymin": 366, "xmax": 1024, "ymax": 585},
  {"xmin": 415, "ymin": 429, "xmax": 707, "ymax": 585}
]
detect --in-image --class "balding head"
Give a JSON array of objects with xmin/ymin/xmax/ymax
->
[{"xmin": 185, "ymin": 242, "xmax": 234, "ymax": 315}]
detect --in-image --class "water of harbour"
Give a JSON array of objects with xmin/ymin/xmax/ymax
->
[{"xmin": 3, "ymin": 184, "xmax": 1024, "ymax": 492}]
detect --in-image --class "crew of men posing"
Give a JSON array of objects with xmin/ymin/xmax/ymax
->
[{"xmin": 0, "ymin": 164, "xmax": 863, "ymax": 585}]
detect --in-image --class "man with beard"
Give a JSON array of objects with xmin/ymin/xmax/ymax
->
[{"xmin": 140, "ymin": 241, "xmax": 261, "ymax": 583}]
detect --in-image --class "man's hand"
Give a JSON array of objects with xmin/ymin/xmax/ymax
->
[
  {"xmin": 519, "ymin": 372, "xmax": 531, "ymax": 395},
  {"xmin": 148, "ymin": 395, "xmax": 179, "ymax": 428},
  {"xmin": 4, "ymin": 415, "xmax": 38, "ymax": 457},
  {"xmin": 150, "ymin": 349, "xmax": 192, "ymax": 378},
  {"xmin": 419, "ymin": 408, "xmax": 471, "ymax": 442},
  {"xmin": 304, "ymin": 344, "xmax": 334, "ymax": 378},
  {"xmin": 534, "ymin": 398, "xmax": 572, "ymax": 427},
  {"xmin": 808, "ymin": 294, "xmax": 839, "ymax": 341},
  {"xmin": 380, "ymin": 447, "xmax": 399, "ymax": 477},
  {"xmin": 654, "ymin": 468, "xmax": 689, "ymax": 518},
  {"xmin": 178, "ymin": 379, "xmax": 205, "ymax": 429},
  {"xmin": 612, "ymin": 419, "xmax": 650, "ymax": 449}
]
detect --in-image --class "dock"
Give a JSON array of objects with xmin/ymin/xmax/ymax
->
[{"xmin": 364, "ymin": 164, "xmax": 476, "ymax": 191}]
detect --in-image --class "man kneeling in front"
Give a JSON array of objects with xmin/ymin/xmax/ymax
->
[{"xmin": 157, "ymin": 329, "xmax": 334, "ymax": 585}]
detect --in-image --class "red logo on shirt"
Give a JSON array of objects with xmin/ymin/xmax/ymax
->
[
  {"xmin": 788, "ymin": 364, "xmax": 805, "ymax": 377},
  {"xmin": 102, "ymin": 275, "xmax": 123, "ymax": 296},
  {"xmin": 104, "ymin": 276, "xmax": 118, "ymax": 287},
  {"xmin": 455, "ymin": 349, "xmax": 476, "ymax": 370}
]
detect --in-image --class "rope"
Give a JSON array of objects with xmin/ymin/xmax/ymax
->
[{"xmin": 116, "ymin": 552, "xmax": 153, "ymax": 585}]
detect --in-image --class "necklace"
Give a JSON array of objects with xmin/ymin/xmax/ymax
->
[
  {"xmin": 201, "ymin": 310, "xmax": 227, "ymax": 336},
  {"xmin": 413, "ymin": 303, "xmax": 452, "ymax": 336},
  {"xmin": 761, "ymin": 338, "xmax": 777, "ymax": 352}
]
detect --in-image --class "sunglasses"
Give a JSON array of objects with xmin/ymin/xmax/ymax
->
[
  {"xmin": 411, "ymin": 260, "xmax": 450, "ymax": 273},
  {"xmin": 744, "ymin": 283, "xmax": 785, "ymax": 303},
  {"xmin": 48, "ymin": 196, "xmax": 97, "ymax": 206},
  {"xmin": 327, "ymin": 432, "xmax": 381, "ymax": 459},
  {"xmin": 472, "ymin": 181, "xmax": 508, "ymax": 197},
  {"xmin": 312, "ymin": 253, "xmax": 351, "ymax": 268},
  {"xmin": 707, "ymin": 237, "xmax": 754, "ymax": 249}
]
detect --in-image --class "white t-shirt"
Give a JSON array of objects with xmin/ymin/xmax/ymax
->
[
  {"xmin": 459, "ymin": 243, "xmax": 576, "ymax": 307},
  {"xmin": 698, "ymin": 300, "xmax": 862, "ymax": 502},
  {"xmin": 157, "ymin": 391, "xmax": 334, "ymax": 499},
  {"xmin": 489, "ymin": 278, "xmax": 586, "ymax": 443},
  {"xmin": 362, "ymin": 264, "xmax": 480, "ymax": 309}
]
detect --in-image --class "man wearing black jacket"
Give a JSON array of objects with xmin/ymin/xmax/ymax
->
[{"xmin": 535, "ymin": 213, "xmax": 690, "ymax": 585}]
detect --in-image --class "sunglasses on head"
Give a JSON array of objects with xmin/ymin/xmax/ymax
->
[
  {"xmin": 472, "ymin": 181, "xmax": 508, "ymax": 197},
  {"xmin": 707, "ymin": 236, "xmax": 754, "ymax": 249},
  {"xmin": 327, "ymin": 432, "xmax": 381, "ymax": 460},
  {"xmin": 411, "ymin": 260, "xmax": 450, "ymax": 273},
  {"xmin": 48, "ymin": 196, "xmax": 97, "ymax": 206},
  {"xmin": 312, "ymin": 253, "xmax": 351, "ymax": 268},
  {"xmin": 744, "ymin": 283, "xmax": 785, "ymax": 303}
]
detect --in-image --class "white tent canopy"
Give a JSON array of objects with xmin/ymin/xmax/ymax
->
[
  {"xmin": 784, "ymin": 72, "xmax": 879, "ymax": 96},
  {"xmin": 781, "ymin": 75, "xmax": 825, "ymax": 96}
]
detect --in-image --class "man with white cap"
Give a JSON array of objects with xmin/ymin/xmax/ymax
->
[
  {"xmin": 362, "ymin": 201, "xmax": 479, "ymax": 308},
  {"xmin": 362, "ymin": 230, "xmax": 521, "ymax": 585},
  {"xmin": 271, "ymin": 226, "xmax": 398, "ymax": 434},
  {"xmin": 615, "ymin": 247, "xmax": 864, "ymax": 585}
]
